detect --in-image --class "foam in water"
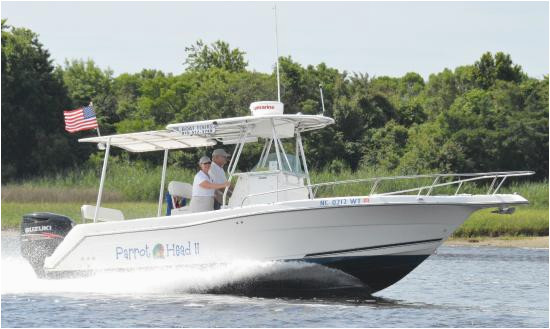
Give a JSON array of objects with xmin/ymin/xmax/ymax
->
[
  {"xmin": 1, "ymin": 256, "xmax": 363, "ymax": 296},
  {"xmin": 2, "ymin": 232, "xmax": 363, "ymax": 296},
  {"xmin": 1, "ymin": 256, "xmax": 299, "ymax": 294}
]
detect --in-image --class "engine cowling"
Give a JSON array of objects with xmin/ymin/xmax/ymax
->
[{"xmin": 20, "ymin": 212, "xmax": 74, "ymax": 277}]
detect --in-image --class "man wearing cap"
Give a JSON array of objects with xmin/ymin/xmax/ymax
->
[
  {"xmin": 190, "ymin": 156, "xmax": 230, "ymax": 213},
  {"xmin": 209, "ymin": 148, "xmax": 231, "ymax": 210}
]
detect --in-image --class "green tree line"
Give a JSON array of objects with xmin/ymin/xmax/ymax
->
[{"xmin": 2, "ymin": 21, "xmax": 548, "ymax": 182}]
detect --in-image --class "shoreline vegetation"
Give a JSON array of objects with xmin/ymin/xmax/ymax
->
[
  {"xmin": 3, "ymin": 22, "xmax": 549, "ymax": 189},
  {"xmin": 445, "ymin": 236, "xmax": 548, "ymax": 249},
  {"xmin": 1, "ymin": 166, "xmax": 547, "ymax": 240},
  {"xmin": 3, "ymin": 23, "xmax": 548, "ymax": 244}
]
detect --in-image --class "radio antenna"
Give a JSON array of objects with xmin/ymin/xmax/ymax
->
[
  {"xmin": 319, "ymin": 84, "xmax": 326, "ymax": 116},
  {"xmin": 274, "ymin": 3, "xmax": 281, "ymax": 102}
]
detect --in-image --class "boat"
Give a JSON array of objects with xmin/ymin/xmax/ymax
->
[{"xmin": 20, "ymin": 100, "xmax": 533, "ymax": 296}]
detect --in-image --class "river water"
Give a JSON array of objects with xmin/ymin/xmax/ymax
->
[{"xmin": 1, "ymin": 232, "xmax": 548, "ymax": 327}]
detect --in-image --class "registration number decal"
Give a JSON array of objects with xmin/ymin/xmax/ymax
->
[{"xmin": 319, "ymin": 197, "xmax": 369, "ymax": 207}]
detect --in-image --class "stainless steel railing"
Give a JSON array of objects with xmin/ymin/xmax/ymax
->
[{"xmin": 236, "ymin": 171, "xmax": 535, "ymax": 207}]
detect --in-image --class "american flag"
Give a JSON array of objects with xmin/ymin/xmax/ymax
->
[{"xmin": 64, "ymin": 105, "xmax": 98, "ymax": 133}]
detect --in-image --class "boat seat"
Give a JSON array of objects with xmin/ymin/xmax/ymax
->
[
  {"xmin": 81, "ymin": 205, "xmax": 125, "ymax": 222},
  {"xmin": 168, "ymin": 181, "xmax": 193, "ymax": 199},
  {"xmin": 167, "ymin": 181, "xmax": 192, "ymax": 215}
]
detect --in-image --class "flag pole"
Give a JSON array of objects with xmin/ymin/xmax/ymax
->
[{"xmin": 90, "ymin": 101, "xmax": 101, "ymax": 136}]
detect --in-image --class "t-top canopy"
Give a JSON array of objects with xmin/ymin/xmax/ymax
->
[
  {"xmin": 79, "ymin": 114, "xmax": 334, "ymax": 153},
  {"xmin": 78, "ymin": 130, "xmax": 217, "ymax": 153}
]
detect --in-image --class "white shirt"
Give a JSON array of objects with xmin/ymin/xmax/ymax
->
[
  {"xmin": 208, "ymin": 162, "xmax": 227, "ymax": 184},
  {"xmin": 192, "ymin": 170, "xmax": 215, "ymax": 197}
]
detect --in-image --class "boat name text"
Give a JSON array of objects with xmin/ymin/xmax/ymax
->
[{"xmin": 115, "ymin": 241, "xmax": 200, "ymax": 261}]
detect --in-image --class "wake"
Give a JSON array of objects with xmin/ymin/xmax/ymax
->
[{"xmin": 2, "ymin": 255, "xmax": 368, "ymax": 297}]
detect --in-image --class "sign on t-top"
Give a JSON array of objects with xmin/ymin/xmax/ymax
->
[
  {"xmin": 250, "ymin": 101, "xmax": 284, "ymax": 116},
  {"xmin": 177, "ymin": 124, "xmax": 216, "ymax": 136}
]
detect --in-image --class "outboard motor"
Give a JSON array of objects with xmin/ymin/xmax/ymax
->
[{"xmin": 20, "ymin": 212, "xmax": 74, "ymax": 277}]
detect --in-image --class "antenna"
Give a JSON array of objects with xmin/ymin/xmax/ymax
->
[
  {"xmin": 319, "ymin": 84, "xmax": 326, "ymax": 116},
  {"xmin": 274, "ymin": 3, "xmax": 281, "ymax": 102}
]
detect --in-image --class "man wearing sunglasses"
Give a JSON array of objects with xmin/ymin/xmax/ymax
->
[{"xmin": 209, "ymin": 148, "xmax": 231, "ymax": 210}]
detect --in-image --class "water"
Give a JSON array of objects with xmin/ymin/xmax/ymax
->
[{"xmin": 2, "ymin": 231, "xmax": 548, "ymax": 327}]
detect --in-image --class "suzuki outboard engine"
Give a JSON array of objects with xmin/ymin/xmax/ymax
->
[{"xmin": 20, "ymin": 212, "xmax": 74, "ymax": 277}]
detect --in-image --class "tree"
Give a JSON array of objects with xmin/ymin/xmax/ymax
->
[
  {"xmin": 278, "ymin": 56, "xmax": 310, "ymax": 114},
  {"xmin": 1, "ymin": 21, "xmax": 81, "ymax": 181},
  {"xmin": 3, "ymin": 23, "xmax": 548, "ymax": 181},
  {"xmin": 361, "ymin": 120, "xmax": 409, "ymax": 171},
  {"xmin": 435, "ymin": 81, "xmax": 547, "ymax": 175},
  {"xmin": 395, "ymin": 73, "xmax": 426, "ymax": 126},
  {"xmin": 397, "ymin": 122, "xmax": 447, "ymax": 174},
  {"xmin": 399, "ymin": 72, "xmax": 425, "ymax": 99},
  {"xmin": 62, "ymin": 59, "xmax": 117, "ymax": 134},
  {"xmin": 474, "ymin": 52, "xmax": 496, "ymax": 89},
  {"xmin": 183, "ymin": 40, "xmax": 248, "ymax": 73},
  {"xmin": 367, "ymin": 76, "xmax": 400, "ymax": 126},
  {"xmin": 112, "ymin": 72, "xmax": 143, "ymax": 123},
  {"xmin": 474, "ymin": 52, "xmax": 525, "ymax": 89},
  {"xmin": 453, "ymin": 65, "xmax": 476, "ymax": 94},
  {"xmin": 494, "ymin": 52, "xmax": 524, "ymax": 83},
  {"xmin": 423, "ymin": 68, "xmax": 458, "ymax": 118}
]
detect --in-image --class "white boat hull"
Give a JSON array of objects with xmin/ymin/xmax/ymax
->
[{"xmin": 41, "ymin": 194, "xmax": 527, "ymax": 293}]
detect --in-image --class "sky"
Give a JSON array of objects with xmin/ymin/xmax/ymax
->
[{"xmin": 2, "ymin": 1, "xmax": 549, "ymax": 79}]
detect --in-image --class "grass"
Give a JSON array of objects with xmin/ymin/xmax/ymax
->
[
  {"xmin": 2, "ymin": 201, "xmax": 547, "ymax": 237},
  {"xmin": 2, "ymin": 163, "xmax": 197, "ymax": 202},
  {"xmin": 453, "ymin": 208, "xmax": 549, "ymax": 237},
  {"xmin": 312, "ymin": 167, "xmax": 548, "ymax": 207},
  {"xmin": 1, "ymin": 186, "xmax": 124, "ymax": 203},
  {"xmin": 3, "ymin": 164, "xmax": 547, "ymax": 204},
  {"xmin": 1, "ymin": 202, "xmax": 159, "ymax": 230},
  {"xmin": 1, "ymin": 164, "xmax": 547, "ymax": 236}
]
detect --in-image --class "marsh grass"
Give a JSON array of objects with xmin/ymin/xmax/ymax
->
[
  {"xmin": 1, "ymin": 202, "xmax": 159, "ymax": 229},
  {"xmin": 312, "ymin": 168, "xmax": 547, "ymax": 206},
  {"xmin": 2, "ymin": 164, "xmax": 196, "ymax": 202},
  {"xmin": 1, "ymin": 164, "xmax": 547, "ymax": 236},
  {"xmin": 454, "ymin": 208, "xmax": 549, "ymax": 237},
  {"xmin": 2, "ymin": 200, "xmax": 546, "ymax": 236},
  {"xmin": 4, "ymin": 164, "xmax": 545, "ymax": 204},
  {"xmin": 1, "ymin": 186, "xmax": 124, "ymax": 203}
]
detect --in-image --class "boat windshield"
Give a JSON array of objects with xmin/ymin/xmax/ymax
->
[{"xmin": 251, "ymin": 153, "xmax": 304, "ymax": 175}]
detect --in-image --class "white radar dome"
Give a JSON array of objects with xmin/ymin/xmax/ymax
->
[{"xmin": 249, "ymin": 101, "xmax": 284, "ymax": 116}]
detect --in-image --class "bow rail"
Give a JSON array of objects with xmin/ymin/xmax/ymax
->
[{"xmin": 236, "ymin": 171, "xmax": 535, "ymax": 207}]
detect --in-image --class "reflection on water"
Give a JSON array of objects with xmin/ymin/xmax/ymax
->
[{"xmin": 2, "ymin": 231, "xmax": 548, "ymax": 327}]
